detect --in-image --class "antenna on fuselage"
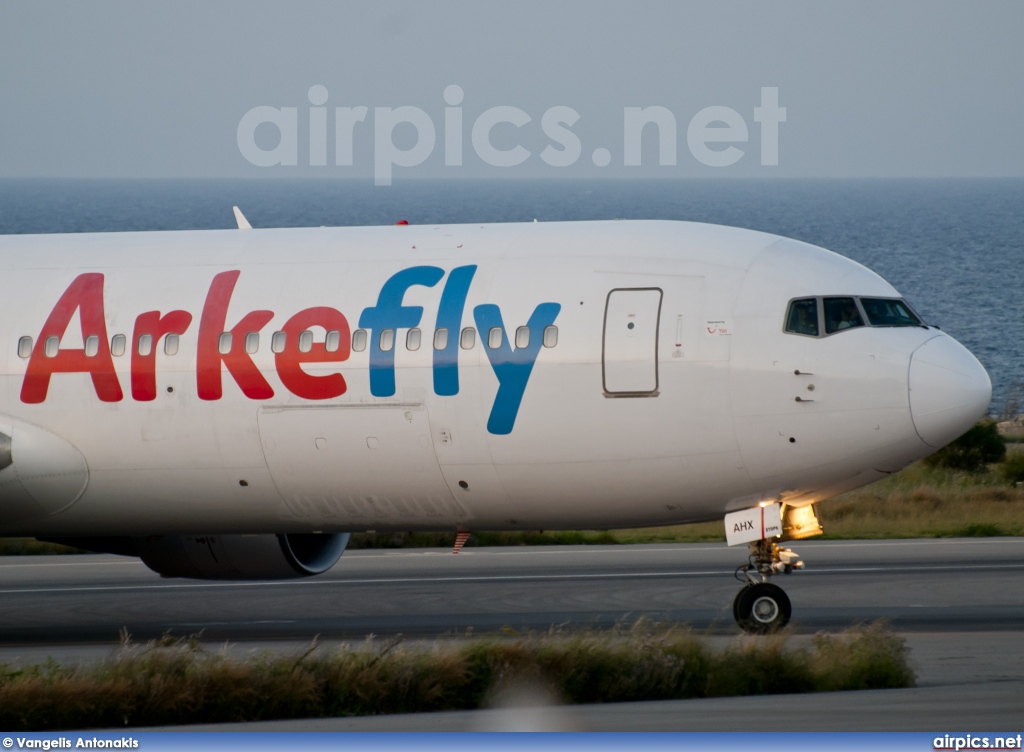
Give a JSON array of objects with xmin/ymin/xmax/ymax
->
[{"xmin": 232, "ymin": 206, "xmax": 252, "ymax": 230}]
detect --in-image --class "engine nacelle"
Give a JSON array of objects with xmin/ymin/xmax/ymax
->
[
  {"xmin": 0, "ymin": 417, "xmax": 89, "ymax": 526},
  {"xmin": 132, "ymin": 533, "xmax": 351, "ymax": 579}
]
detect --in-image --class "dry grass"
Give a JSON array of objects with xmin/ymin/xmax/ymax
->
[
  {"xmin": 821, "ymin": 447, "xmax": 1024, "ymax": 538},
  {"xmin": 0, "ymin": 621, "xmax": 912, "ymax": 730}
]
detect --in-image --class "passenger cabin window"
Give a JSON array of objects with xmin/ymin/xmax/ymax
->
[
  {"xmin": 84, "ymin": 335, "xmax": 99, "ymax": 358},
  {"xmin": 823, "ymin": 297, "xmax": 864, "ymax": 334},
  {"xmin": 407, "ymin": 328, "xmax": 421, "ymax": 351},
  {"xmin": 164, "ymin": 334, "xmax": 179, "ymax": 356},
  {"xmin": 218, "ymin": 332, "xmax": 233, "ymax": 355},
  {"xmin": 460, "ymin": 327, "xmax": 476, "ymax": 349},
  {"xmin": 271, "ymin": 331, "xmax": 286, "ymax": 354},
  {"xmin": 352, "ymin": 329, "xmax": 367, "ymax": 352},
  {"xmin": 785, "ymin": 298, "xmax": 819, "ymax": 336},
  {"xmin": 298, "ymin": 331, "xmax": 313, "ymax": 353},
  {"xmin": 379, "ymin": 329, "xmax": 395, "ymax": 352},
  {"xmin": 860, "ymin": 298, "xmax": 922, "ymax": 327},
  {"xmin": 138, "ymin": 334, "xmax": 153, "ymax": 357},
  {"xmin": 245, "ymin": 332, "xmax": 260, "ymax": 354},
  {"xmin": 542, "ymin": 325, "xmax": 558, "ymax": 348},
  {"xmin": 515, "ymin": 326, "xmax": 530, "ymax": 349},
  {"xmin": 111, "ymin": 334, "xmax": 126, "ymax": 357},
  {"xmin": 17, "ymin": 336, "xmax": 32, "ymax": 359},
  {"xmin": 487, "ymin": 327, "xmax": 502, "ymax": 349},
  {"xmin": 44, "ymin": 336, "xmax": 59, "ymax": 357},
  {"xmin": 325, "ymin": 330, "xmax": 341, "ymax": 352},
  {"xmin": 433, "ymin": 328, "xmax": 449, "ymax": 350}
]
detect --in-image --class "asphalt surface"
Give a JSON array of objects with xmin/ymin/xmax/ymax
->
[
  {"xmin": 2, "ymin": 538, "xmax": 1023, "ymax": 644},
  {"xmin": 1, "ymin": 538, "xmax": 1023, "ymax": 730}
]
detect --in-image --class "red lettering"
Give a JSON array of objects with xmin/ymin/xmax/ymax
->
[
  {"xmin": 130, "ymin": 310, "xmax": 193, "ymax": 401},
  {"xmin": 275, "ymin": 307, "xmax": 350, "ymax": 400},
  {"xmin": 196, "ymin": 271, "xmax": 274, "ymax": 400},
  {"xmin": 21, "ymin": 274, "xmax": 122, "ymax": 403}
]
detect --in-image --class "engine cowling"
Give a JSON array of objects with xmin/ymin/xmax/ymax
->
[
  {"xmin": 0, "ymin": 417, "xmax": 90, "ymax": 526},
  {"xmin": 131, "ymin": 533, "xmax": 351, "ymax": 579}
]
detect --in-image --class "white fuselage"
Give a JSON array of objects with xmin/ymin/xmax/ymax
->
[{"xmin": 0, "ymin": 220, "xmax": 991, "ymax": 537}]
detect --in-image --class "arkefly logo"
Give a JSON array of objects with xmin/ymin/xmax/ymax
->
[
  {"xmin": 19, "ymin": 266, "xmax": 560, "ymax": 436},
  {"xmin": 237, "ymin": 84, "xmax": 787, "ymax": 184}
]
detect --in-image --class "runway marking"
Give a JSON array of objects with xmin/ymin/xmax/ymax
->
[{"xmin": 0, "ymin": 563, "xmax": 1021, "ymax": 596}]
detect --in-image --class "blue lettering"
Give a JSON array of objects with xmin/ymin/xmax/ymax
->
[
  {"xmin": 474, "ymin": 302, "xmax": 561, "ymax": 435},
  {"xmin": 432, "ymin": 265, "xmax": 477, "ymax": 396},
  {"xmin": 360, "ymin": 266, "xmax": 444, "ymax": 397}
]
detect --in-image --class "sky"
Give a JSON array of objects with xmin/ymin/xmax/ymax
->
[{"xmin": 1, "ymin": 0, "xmax": 1022, "ymax": 180}]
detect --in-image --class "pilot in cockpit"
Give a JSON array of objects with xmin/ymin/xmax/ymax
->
[
  {"xmin": 835, "ymin": 303, "xmax": 862, "ymax": 330},
  {"xmin": 823, "ymin": 297, "xmax": 864, "ymax": 333}
]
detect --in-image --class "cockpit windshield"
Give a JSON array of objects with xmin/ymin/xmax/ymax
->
[
  {"xmin": 859, "ymin": 298, "xmax": 922, "ymax": 327},
  {"xmin": 784, "ymin": 296, "xmax": 925, "ymax": 338},
  {"xmin": 785, "ymin": 298, "xmax": 818, "ymax": 336},
  {"xmin": 823, "ymin": 297, "xmax": 864, "ymax": 334}
]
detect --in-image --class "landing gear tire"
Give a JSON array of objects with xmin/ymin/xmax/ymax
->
[{"xmin": 734, "ymin": 582, "xmax": 791, "ymax": 634}]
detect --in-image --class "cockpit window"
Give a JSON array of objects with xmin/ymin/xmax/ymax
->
[
  {"xmin": 823, "ymin": 297, "xmax": 864, "ymax": 334},
  {"xmin": 785, "ymin": 295, "xmax": 925, "ymax": 338},
  {"xmin": 785, "ymin": 298, "xmax": 819, "ymax": 336},
  {"xmin": 860, "ymin": 298, "xmax": 922, "ymax": 327}
]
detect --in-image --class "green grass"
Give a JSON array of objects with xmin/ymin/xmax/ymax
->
[
  {"xmin": 0, "ymin": 621, "xmax": 913, "ymax": 730},
  {"xmin": 0, "ymin": 538, "xmax": 88, "ymax": 555},
  {"xmin": 818, "ymin": 447, "xmax": 1024, "ymax": 539}
]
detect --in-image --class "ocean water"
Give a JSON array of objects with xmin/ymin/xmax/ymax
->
[{"xmin": 0, "ymin": 178, "xmax": 1021, "ymax": 410}]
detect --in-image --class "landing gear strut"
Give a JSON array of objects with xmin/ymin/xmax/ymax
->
[
  {"xmin": 732, "ymin": 540, "xmax": 801, "ymax": 632},
  {"xmin": 726, "ymin": 502, "xmax": 821, "ymax": 633}
]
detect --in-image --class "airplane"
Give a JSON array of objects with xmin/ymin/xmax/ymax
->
[{"xmin": 0, "ymin": 215, "xmax": 991, "ymax": 633}]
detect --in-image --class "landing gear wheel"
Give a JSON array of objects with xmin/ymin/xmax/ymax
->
[{"xmin": 734, "ymin": 582, "xmax": 791, "ymax": 634}]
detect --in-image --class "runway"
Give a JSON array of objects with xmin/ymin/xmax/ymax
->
[
  {"xmin": 1, "ymin": 538, "xmax": 1023, "ymax": 645},
  {"xmin": 2, "ymin": 538, "xmax": 1023, "ymax": 730}
]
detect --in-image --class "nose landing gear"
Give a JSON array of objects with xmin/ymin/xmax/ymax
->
[
  {"xmin": 732, "ymin": 536, "xmax": 805, "ymax": 633},
  {"xmin": 725, "ymin": 501, "xmax": 822, "ymax": 633}
]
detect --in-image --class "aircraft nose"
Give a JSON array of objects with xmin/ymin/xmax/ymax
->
[{"xmin": 909, "ymin": 334, "xmax": 992, "ymax": 448}]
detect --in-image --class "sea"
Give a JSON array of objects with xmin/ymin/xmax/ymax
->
[{"xmin": 0, "ymin": 178, "xmax": 1021, "ymax": 411}]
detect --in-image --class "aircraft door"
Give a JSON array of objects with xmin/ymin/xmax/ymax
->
[{"xmin": 602, "ymin": 287, "xmax": 663, "ymax": 395}]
